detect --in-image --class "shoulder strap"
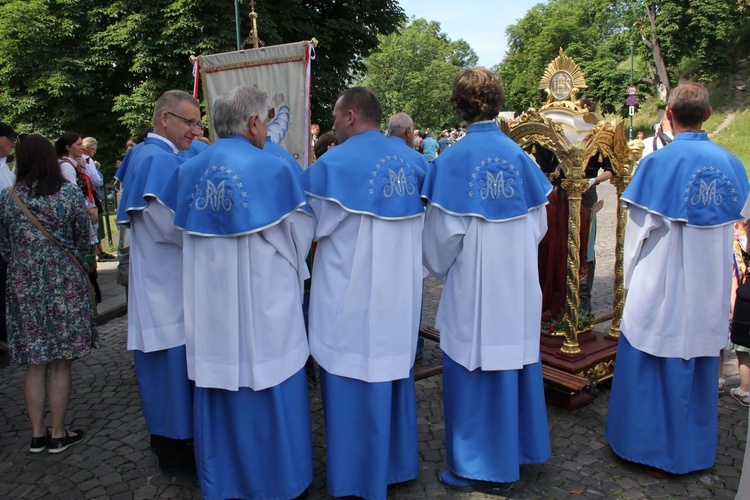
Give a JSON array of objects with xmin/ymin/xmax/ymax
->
[
  {"xmin": 657, "ymin": 132, "xmax": 672, "ymax": 146},
  {"xmin": 9, "ymin": 188, "xmax": 97, "ymax": 315}
]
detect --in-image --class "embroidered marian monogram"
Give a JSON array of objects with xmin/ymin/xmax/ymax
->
[
  {"xmin": 195, "ymin": 179, "xmax": 232, "ymax": 211},
  {"xmin": 469, "ymin": 157, "xmax": 522, "ymax": 199},
  {"xmin": 690, "ymin": 179, "xmax": 722, "ymax": 206},
  {"xmin": 480, "ymin": 170, "xmax": 515, "ymax": 200},
  {"xmin": 685, "ymin": 166, "xmax": 737, "ymax": 206},
  {"xmin": 383, "ymin": 168, "xmax": 417, "ymax": 198}
]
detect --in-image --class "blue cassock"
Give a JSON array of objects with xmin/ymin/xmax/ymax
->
[
  {"xmin": 300, "ymin": 130, "xmax": 425, "ymax": 220},
  {"xmin": 421, "ymin": 121, "xmax": 551, "ymax": 220},
  {"xmin": 158, "ymin": 135, "xmax": 308, "ymax": 236},
  {"xmin": 116, "ymin": 138, "xmax": 184, "ymax": 225},
  {"xmin": 623, "ymin": 132, "xmax": 748, "ymax": 227}
]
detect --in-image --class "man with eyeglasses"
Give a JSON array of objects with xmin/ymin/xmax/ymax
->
[
  {"xmin": 0, "ymin": 122, "xmax": 16, "ymax": 353},
  {"xmin": 116, "ymin": 90, "xmax": 200, "ymax": 475},
  {"xmin": 158, "ymin": 85, "xmax": 314, "ymax": 499}
]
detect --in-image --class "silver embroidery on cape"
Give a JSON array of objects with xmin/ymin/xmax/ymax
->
[
  {"xmin": 192, "ymin": 166, "xmax": 244, "ymax": 211},
  {"xmin": 686, "ymin": 166, "xmax": 732, "ymax": 206},
  {"xmin": 383, "ymin": 167, "xmax": 417, "ymax": 198},
  {"xmin": 470, "ymin": 158, "xmax": 523, "ymax": 199},
  {"xmin": 369, "ymin": 155, "xmax": 418, "ymax": 197}
]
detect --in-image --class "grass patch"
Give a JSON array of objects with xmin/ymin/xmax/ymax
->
[{"xmin": 712, "ymin": 109, "xmax": 750, "ymax": 173}]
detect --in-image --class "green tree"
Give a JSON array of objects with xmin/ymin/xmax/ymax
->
[
  {"xmin": 361, "ymin": 18, "xmax": 478, "ymax": 130},
  {"xmin": 0, "ymin": 0, "xmax": 404, "ymax": 172},
  {"xmin": 498, "ymin": 0, "xmax": 646, "ymax": 116}
]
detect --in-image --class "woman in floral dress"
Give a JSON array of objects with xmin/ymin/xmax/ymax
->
[{"xmin": 0, "ymin": 134, "xmax": 97, "ymax": 454}]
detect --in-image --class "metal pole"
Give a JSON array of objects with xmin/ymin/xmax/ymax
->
[
  {"xmin": 234, "ymin": 0, "xmax": 241, "ymax": 50},
  {"xmin": 629, "ymin": 41, "xmax": 634, "ymax": 140}
]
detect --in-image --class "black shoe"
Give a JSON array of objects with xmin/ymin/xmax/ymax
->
[
  {"xmin": 29, "ymin": 431, "xmax": 49, "ymax": 453},
  {"xmin": 48, "ymin": 429, "xmax": 86, "ymax": 454},
  {"xmin": 159, "ymin": 451, "xmax": 196, "ymax": 475}
]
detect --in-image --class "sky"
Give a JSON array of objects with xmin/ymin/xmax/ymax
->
[{"xmin": 396, "ymin": 0, "xmax": 546, "ymax": 69}]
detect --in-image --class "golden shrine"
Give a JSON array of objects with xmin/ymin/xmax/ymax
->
[{"xmin": 498, "ymin": 48, "xmax": 643, "ymax": 408}]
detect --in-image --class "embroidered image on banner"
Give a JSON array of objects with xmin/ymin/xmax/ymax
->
[
  {"xmin": 685, "ymin": 166, "xmax": 738, "ymax": 206},
  {"xmin": 198, "ymin": 41, "xmax": 313, "ymax": 170}
]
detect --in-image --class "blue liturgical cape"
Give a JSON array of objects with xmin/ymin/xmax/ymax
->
[
  {"xmin": 116, "ymin": 138, "xmax": 184, "ymax": 225},
  {"xmin": 623, "ymin": 132, "xmax": 748, "ymax": 227},
  {"xmin": 264, "ymin": 136, "xmax": 303, "ymax": 176},
  {"xmin": 178, "ymin": 139, "xmax": 209, "ymax": 159},
  {"xmin": 158, "ymin": 135, "xmax": 308, "ymax": 237},
  {"xmin": 421, "ymin": 121, "xmax": 552, "ymax": 220},
  {"xmin": 300, "ymin": 130, "xmax": 425, "ymax": 220},
  {"xmin": 389, "ymin": 136, "xmax": 428, "ymax": 177}
]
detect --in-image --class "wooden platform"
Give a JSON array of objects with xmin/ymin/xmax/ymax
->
[
  {"xmin": 540, "ymin": 327, "xmax": 619, "ymax": 409},
  {"xmin": 416, "ymin": 325, "xmax": 618, "ymax": 410}
]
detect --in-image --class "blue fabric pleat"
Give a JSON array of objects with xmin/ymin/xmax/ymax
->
[
  {"xmin": 133, "ymin": 345, "xmax": 193, "ymax": 439},
  {"xmin": 319, "ymin": 368, "xmax": 418, "ymax": 499},
  {"xmin": 442, "ymin": 355, "xmax": 551, "ymax": 483},
  {"xmin": 606, "ymin": 334, "xmax": 718, "ymax": 474},
  {"xmin": 193, "ymin": 368, "xmax": 312, "ymax": 500}
]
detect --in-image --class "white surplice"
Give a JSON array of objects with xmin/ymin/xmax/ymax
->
[
  {"xmin": 126, "ymin": 201, "xmax": 185, "ymax": 353},
  {"xmin": 621, "ymin": 204, "xmax": 733, "ymax": 359},
  {"xmin": 182, "ymin": 210, "xmax": 313, "ymax": 391},
  {"xmin": 307, "ymin": 198, "xmax": 422, "ymax": 383},
  {"xmin": 422, "ymin": 204, "xmax": 547, "ymax": 371}
]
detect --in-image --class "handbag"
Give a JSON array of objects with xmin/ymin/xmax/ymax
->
[{"xmin": 9, "ymin": 188, "xmax": 98, "ymax": 316}]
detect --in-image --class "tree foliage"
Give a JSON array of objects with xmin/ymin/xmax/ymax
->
[
  {"xmin": 0, "ymin": 0, "xmax": 404, "ymax": 173},
  {"xmin": 361, "ymin": 18, "xmax": 478, "ymax": 130},
  {"xmin": 498, "ymin": 0, "xmax": 749, "ymax": 116}
]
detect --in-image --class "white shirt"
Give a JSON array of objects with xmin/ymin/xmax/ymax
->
[
  {"xmin": 182, "ymin": 210, "xmax": 314, "ymax": 391},
  {"xmin": 307, "ymin": 199, "xmax": 423, "ymax": 383},
  {"xmin": 126, "ymin": 201, "xmax": 186, "ymax": 353},
  {"xmin": 59, "ymin": 157, "xmax": 77, "ymax": 184},
  {"xmin": 621, "ymin": 205, "xmax": 732, "ymax": 359},
  {"xmin": 422, "ymin": 204, "xmax": 547, "ymax": 371},
  {"xmin": 0, "ymin": 157, "xmax": 15, "ymax": 191},
  {"xmin": 83, "ymin": 155, "xmax": 103, "ymax": 187}
]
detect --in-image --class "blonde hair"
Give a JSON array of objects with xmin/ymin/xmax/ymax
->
[{"xmin": 82, "ymin": 137, "xmax": 97, "ymax": 148}]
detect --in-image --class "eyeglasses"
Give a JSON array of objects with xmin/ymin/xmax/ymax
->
[{"xmin": 167, "ymin": 111, "xmax": 203, "ymax": 131}]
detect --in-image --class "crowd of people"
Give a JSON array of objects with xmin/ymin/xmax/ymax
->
[{"xmin": 1, "ymin": 66, "xmax": 749, "ymax": 499}]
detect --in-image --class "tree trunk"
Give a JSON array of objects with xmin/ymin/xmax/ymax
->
[{"xmin": 641, "ymin": 1, "xmax": 670, "ymax": 101}]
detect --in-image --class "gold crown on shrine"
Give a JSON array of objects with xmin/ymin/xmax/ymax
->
[{"xmin": 539, "ymin": 48, "xmax": 588, "ymax": 103}]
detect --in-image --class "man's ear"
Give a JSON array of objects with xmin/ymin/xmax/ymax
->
[{"xmin": 704, "ymin": 106, "xmax": 713, "ymax": 123}]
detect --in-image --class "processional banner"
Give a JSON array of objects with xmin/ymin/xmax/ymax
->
[{"xmin": 197, "ymin": 41, "xmax": 314, "ymax": 169}]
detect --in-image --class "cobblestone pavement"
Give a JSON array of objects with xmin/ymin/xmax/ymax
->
[{"xmin": 0, "ymin": 184, "xmax": 747, "ymax": 499}]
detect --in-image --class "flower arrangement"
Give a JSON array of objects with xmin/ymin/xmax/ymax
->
[{"xmin": 541, "ymin": 310, "xmax": 595, "ymax": 335}]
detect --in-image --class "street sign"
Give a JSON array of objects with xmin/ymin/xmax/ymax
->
[
  {"xmin": 629, "ymin": 105, "xmax": 635, "ymax": 116},
  {"xmin": 626, "ymin": 96, "xmax": 637, "ymax": 106},
  {"xmin": 627, "ymin": 85, "xmax": 637, "ymax": 96}
]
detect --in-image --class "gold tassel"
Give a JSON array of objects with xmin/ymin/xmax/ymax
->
[
  {"xmin": 532, "ymin": 144, "xmax": 537, "ymax": 154},
  {"xmin": 598, "ymin": 152, "xmax": 603, "ymax": 162}
]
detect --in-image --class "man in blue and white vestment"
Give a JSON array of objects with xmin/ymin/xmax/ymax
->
[
  {"xmin": 115, "ymin": 90, "xmax": 200, "ymax": 473},
  {"xmin": 158, "ymin": 85, "xmax": 314, "ymax": 500},
  {"xmin": 421, "ymin": 67, "xmax": 552, "ymax": 492},
  {"xmin": 606, "ymin": 81, "xmax": 750, "ymax": 476},
  {"xmin": 300, "ymin": 87, "xmax": 425, "ymax": 500}
]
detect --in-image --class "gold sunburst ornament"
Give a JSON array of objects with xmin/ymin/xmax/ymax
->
[{"xmin": 539, "ymin": 48, "xmax": 587, "ymax": 103}]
